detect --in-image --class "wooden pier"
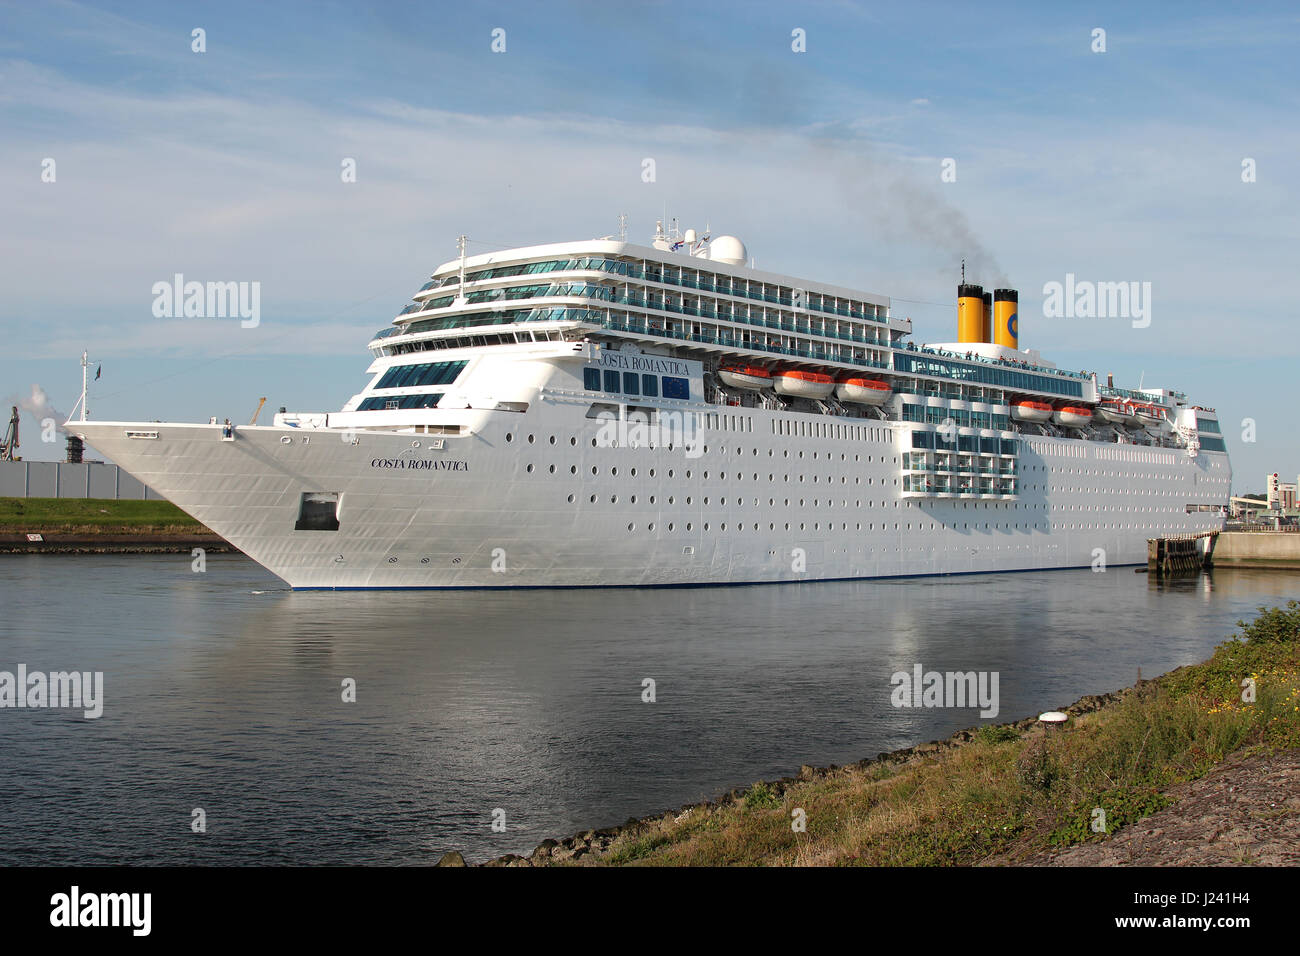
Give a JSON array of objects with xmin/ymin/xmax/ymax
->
[{"xmin": 1148, "ymin": 531, "xmax": 1218, "ymax": 576}]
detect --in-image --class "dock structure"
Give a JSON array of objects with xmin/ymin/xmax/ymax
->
[
  {"xmin": 1211, "ymin": 530, "xmax": 1300, "ymax": 570},
  {"xmin": 1148, "ymin": 531, "xmax": 1218, "ymax": 576}
]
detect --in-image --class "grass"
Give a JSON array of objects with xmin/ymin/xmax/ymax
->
[
  {"xmin": 577, "ymin": 601, "xmax": 1300, "ymax": 867},
  {"xmin": 0, "ymin": 497, "xmax": 209, "ymax": 534}
]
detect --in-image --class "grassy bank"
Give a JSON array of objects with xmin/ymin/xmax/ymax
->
[
  {"xmin": 532, "ymin": 602, "xmax": 1300, "ymax": 867},
  {"xmin": 0, "ymin": 497, "xmax": 209, "ymax": 535}
]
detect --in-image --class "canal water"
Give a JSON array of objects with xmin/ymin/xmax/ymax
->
[{"xmin": 0, "ymin": 553, "xmax": 1294, "ymax": 864}]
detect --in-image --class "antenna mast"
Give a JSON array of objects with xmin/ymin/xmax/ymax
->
[
  {"xmin": 454, "ymin": 235, "xmax": 469, "ymax": 306},
  {"xmin": 80, "ymin": 350, "xmax": 89, "ymax": 422}
]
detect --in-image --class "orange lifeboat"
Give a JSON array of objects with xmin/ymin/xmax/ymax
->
[
  {"xmin": 835, "ymin": 377, "xmax": 893, "ymax": 405},
  {"xmin": 1053, "ymin": 405, "xmax": 1093, "ymax": 427},
  {"xmin": 773, "ymin": 370, "xmax": 835, "ymax": 400},
  {"xmin": 717, "ymin": 366, "xmax": 771, "ymax": 390},
  {"xmin": 1010, "ymin": 400, "xmax": 1052, "ymax": 423}
]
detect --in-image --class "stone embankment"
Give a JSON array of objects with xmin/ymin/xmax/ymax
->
[
  {"xmin": 1212, "ymin": 531, "xmax": 1300, "ymax": 570},
  {"xmin": 444, "ymin": 689, "xmax": 1123, "ymax": 867},
  {"xmin": 0, "ymin": 532, "xmax": 233, "ymax": 554}
]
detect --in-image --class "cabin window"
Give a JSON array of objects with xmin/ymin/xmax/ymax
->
[
  {"xmin": 583, "ymin": 367, "xmax": 601, "ymax": 391},
  {"xmin": 641, "ymin": 374, "xmax": 659, "ymax": 397},
  {"xmin": 622, "ymin": 372, "xmax": 640, "ymax": 396},
  {"xmin": 603, "ymin": 369, "xmax": 620, "ymax": 393}
]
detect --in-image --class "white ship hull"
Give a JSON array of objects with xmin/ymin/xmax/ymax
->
[
  {"xmin": 71, "ymin": 405, "xmax": 1230, "ymax": 589},
  {"xmin": 67, "ymin": 233, "xmax": 1230, "ymax": 588}
]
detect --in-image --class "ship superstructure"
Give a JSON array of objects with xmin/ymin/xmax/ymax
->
[{"xmin": 67, "ymin": 223, "xmax": 1230, "ymax": 588}]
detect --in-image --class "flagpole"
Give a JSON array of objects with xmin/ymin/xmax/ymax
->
[{"xmin": 81, "ymin": 351, "xmax": 89, "ymax": 422}]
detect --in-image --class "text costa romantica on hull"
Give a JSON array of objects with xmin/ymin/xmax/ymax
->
[{"xmin": 370, "ymin": 458, "xmax": 469, "ymax": 471}]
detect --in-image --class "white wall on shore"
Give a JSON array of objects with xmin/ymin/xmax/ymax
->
[{"xmin": 0, "ymin": 460, "xmax": 164, "ymax": 500}]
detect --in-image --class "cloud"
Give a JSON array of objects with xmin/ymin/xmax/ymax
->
[{"xmin": 2, "ymin": 20, "xmax": 1297, "ymax": 377}]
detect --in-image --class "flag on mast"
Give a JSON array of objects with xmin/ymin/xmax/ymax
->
[{"xmin": 94, "ymin": 365, "xmax": 101, "ymax": 380}]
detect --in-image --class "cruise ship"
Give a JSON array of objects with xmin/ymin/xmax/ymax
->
[{"xmin": 68, "ymin": 222, "xmax": 1231, "ymax": 588}]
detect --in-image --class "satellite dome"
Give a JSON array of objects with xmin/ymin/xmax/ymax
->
[{"xmin": 709, "ymin": 235, "xmax": 747, "ymax": 266}]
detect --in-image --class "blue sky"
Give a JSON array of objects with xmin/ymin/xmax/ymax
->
[{"xmin": 1, "ymin": 0, "xmax": 1296, "ymax": 492}]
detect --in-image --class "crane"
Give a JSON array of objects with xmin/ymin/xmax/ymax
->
[{"xmin": 0, "ymin": 406, "xmax": 18, "ymax": 461}]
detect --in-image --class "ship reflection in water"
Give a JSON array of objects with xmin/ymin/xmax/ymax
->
[{"xmin": 0, "ymin": 553, "xmax": 1291, "ymax": 864}]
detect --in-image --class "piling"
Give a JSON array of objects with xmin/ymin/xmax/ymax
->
[{"xmin": 1148, "ymin": 531, "xmax": 1217, "ymax": 577}]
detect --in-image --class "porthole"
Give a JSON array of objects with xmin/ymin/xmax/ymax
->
[
  {"xmin": 567, "ymin": 494, "xmax": 575, "ymax": 503},
  {"xmin": 505, "ymin": 433, "xmax": 513, "ymax": 443}
]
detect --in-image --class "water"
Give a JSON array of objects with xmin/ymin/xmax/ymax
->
[{"xmin": 0, "ymin": 553, "xmax": 1294, "ymax": 864}]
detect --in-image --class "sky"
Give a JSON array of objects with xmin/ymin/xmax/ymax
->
[{"xmin": 1, "ymin": 0, "xmax": 1296, "ymax": 493}]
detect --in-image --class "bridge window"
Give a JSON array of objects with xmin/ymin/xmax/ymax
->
[{"xmin": 375, "ymin": 360, "xmax": 467, "ymax": 389}]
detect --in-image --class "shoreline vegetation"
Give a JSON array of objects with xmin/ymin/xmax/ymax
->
[
  {"xmin": 0, "ymin": 497, "xmax": 228, "ymax": 552},
  {"xmin": 456, "ymin": 602, "xmax": 1300, "ymax": 867}
]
